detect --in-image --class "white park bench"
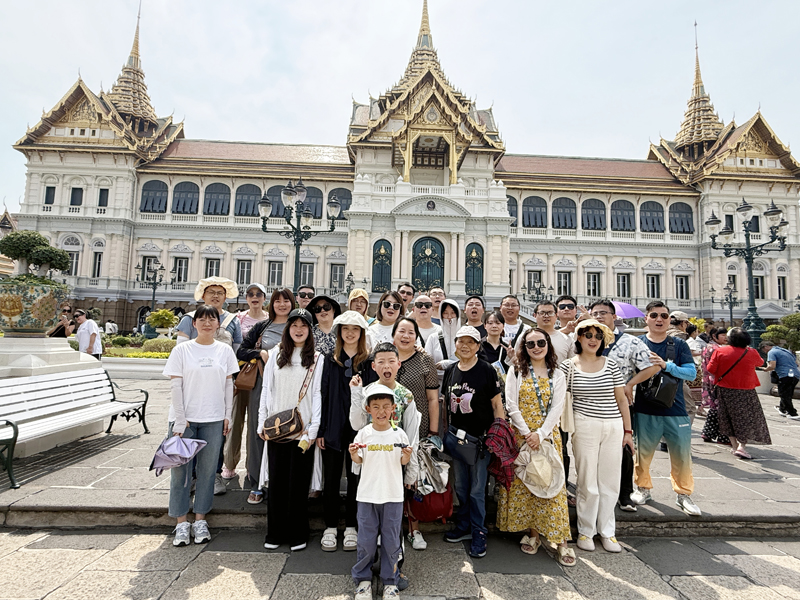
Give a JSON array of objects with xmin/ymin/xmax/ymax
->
[{"xmin": 0, "ymin": 367, "xmax": 149, "ymax": 488}]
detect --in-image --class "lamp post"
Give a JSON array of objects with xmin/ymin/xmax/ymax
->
[
  {"xmin": 135, "ymin": 259, "xmax": 176, "ymax": 312},
  {"xmin": 795, "ymin": 294, "xmax": 800, "ymax": 313},
  {"xmin": 705, "ymin": 199, "xmax": 788, "ymax": 347},
  {"xmin": 345, "ymin": 271, "xmax": 355, "ymax": 294},
  {"xmin": 709, "ymin": 285, "xmax": 739, "ymax": 328},
  {"xmin": 258, "ymin": 179, "xmax": 341, "ymax": 293}
]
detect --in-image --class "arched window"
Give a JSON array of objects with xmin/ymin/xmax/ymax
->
[
  {"xmin": 610, "ymin": 200, "xmax": 635, "ymax": 231},
  {"xmin": 330, "ymin": 188, "xmax": 352, "ymax": 219},
  {"xmin": 552, "ymin": 197, "xmax": 577, "ymax": 229},
  {"xmin": 640, "ymin": 201, "xmax": 665, "ymax": 232},
  {"xmin": 522, "ymin": 196, "xmax": 547, "ymax": 228},
  {"xmin": 668, "ymin": 202, "xmax": 695, "ymax": 234},
  {"xmin": 172, "ymin": 182, "xmax": 199, "ymax": 214},
  {"xmin": 465, "ymin": 243, "xmax": 484, "ymax": 296},
  {"xmin": 203, "ymin": 183, "xmax": 231, "ymax": 216},
  {"xmin": 304, "ymin": 187, "xmax": 323, "ymax": 219},
  {"xmin": 581, "ymin": 199, "xmax": 607, "ymax": 230},
  {"xmin": 372, "ymin": 240, "xmax": 392, "ymax": 293},
  {"xmin": 507, "ymin": 196, "xmax": 518, "ymax": 227},
  {"xmin": 234, "ymin": 184, "xmax": 262, "ymax": 217},
  {"xmin": 140, "ymin": 181, "xmax": 168, "ymax": 213},
  {"xmin": 266, "ymin": 185, "xmax": 285, "ymax": 217}
]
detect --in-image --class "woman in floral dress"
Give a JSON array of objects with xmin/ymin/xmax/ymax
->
[
  {"xmin": 497, "ymin": 327, "xmax": 574, "ymax": 567},
  {"xmin": 701, "ymin": 327, "xmax": 731, "ymax": 445}
]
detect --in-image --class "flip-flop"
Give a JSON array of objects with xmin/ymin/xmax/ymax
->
[
  {"xmin": 520, "ymin": 535, "xmax": 540, "ymax": 555},
  {"xmin": 734, "ymin": 449, "xmax": 753, "ymax": 460}
]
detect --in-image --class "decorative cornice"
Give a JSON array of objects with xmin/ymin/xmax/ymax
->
[
  {"xmin": 643, "ymin": 260, "xmax": 665, "ymax": 270},
  {"xmin": 233, "ymin": 246, "xmax": 255, "ymax": 255},
  {"xmin": 553, "ymin": 257, "xmax": 576, "ymax": 267},
  {"xmin": 328, "ymin": 249, "xmax": 347, "ymax": 259},
  {"xmin": 170, "ymin": 243, "xmax": 192, "ymax": 252},
  {"xmin": 139, "ymin": 242, "xmax": 161, "ymax": 252},
  {"xmin": 613, "ymin": 259, "xmax": 635, "ymax": 270},
  {"xmin": 583, "ymin": 258, "xmax": 605, "ymax": 269},
  {"xmin": 299, "ymin": 248, "xmax": 318, "ymax": 258},
  {"xmin": 524, "ymin": 256, "xmax": 545, "ymax": 267},
  {"xmin": 201, "ymin": 244, "xmax": 224, "ymax": 254},
  {"xmin": 671, "ymin": 260, "xmax": 694, "ymax": 271}
]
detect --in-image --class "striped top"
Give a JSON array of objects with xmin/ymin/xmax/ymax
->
[{"xmin": 560, "ymin": 357, "xmax": 624, "ymax": 419}]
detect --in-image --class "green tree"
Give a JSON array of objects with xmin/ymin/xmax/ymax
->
[
  {"xmin": 0, "ymin": 230, "xmax": 71, "ymax": 276},
  {"xmin": 762, "ymin": 313, "xmax": 800, "ymax": 353}
]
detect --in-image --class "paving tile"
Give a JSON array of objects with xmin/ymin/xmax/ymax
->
[
  {"xmin": 87, "ymin": 534, "xmax": 203, "ymax": 571},
  {"xmin": 0, "ymin": 529, "xmax": 49, "ymax": 558},
  {"xmin": 727, "ymin": 479, "xmax": 800, "ymax": 502},
  {"xmin": 624, "ymin": 538, "xmax": 744, "ymax": 576},
  {"xmin": 669, "ymin": 575, "xmax": 787, "ymax": 600},
  {"xmin": 691, "ymin": 537, "xmax": 787, "ymax": 556},
  {"xmin": 284, "ymin": 533, "xmax": 360, "ymax": 574},
  {"xmin": 1, "ymin": 548, "xmax": 107, "ymax": 599},
  {"xmin": 25, "ymin": 467, "xmax": 114, "ymax": 488},
  {"xmin": 565, "ymin": 551, "xmax": 681, "ymax": 600},
  {"xmin": 10, "ymin": 487, "xmax": 169, "ymax": 510},
  {"xmin": 203, "ymin": 530, "xmax": 268, "ymax": 553},
  {"xmin": 90, "ymin": 467, "xmax": 163, "ymax": 490},
  {"xmin": 461, "ymin": 533, "xmax": 564, "ymax": 576},
  {"xmin": 45, "ymin": 569, "xmax": 178, "ymax": 600},
  {"xmin": 97, "ymin": 448, "xmax": 160, "ymax": 468},
  {"xmin": 401, "ymin": 539, "xmax": 480, "ymax": 599},
  {"xmin": 764, "ymin": 537, "xmax": 800, "ymax": 558},
  {"xmin": 477, "ymin": 573, "xmax": 582, "ymax": 600},
  {"xmin": 269, "ymin": 574, "xmax": 352, "ymax": 600},
  {"xmin": 161, "ymin": 551, "xmax": 285, "ymax": 600},
  {"xmin": 27, "ymin": 530, "xmax": 131, "ymax": 550},
  {"xmin": 718, "ymin": 554, "xmax": 800, "ymax": 599}
]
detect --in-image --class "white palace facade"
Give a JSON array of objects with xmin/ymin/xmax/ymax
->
[{"xmin": 12, "ymin": 2, "xmax": 800, "ymax": 330}]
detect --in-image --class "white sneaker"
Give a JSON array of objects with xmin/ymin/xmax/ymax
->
[
  {"xmin": 214, "ymin": 473, "xmax": 227, "ymax": 495},
  {"xmin": 601, "ymin": 536, "xmax": 622, "ymax": 553},
  {"xmin": 383, "ymin": 584, "xmax": 400, "ymax": 599},
  {"xmin": 192, "ymin": 519, "xmax": 211, "ymax": 544},
  {"xmin": 630, "ymin": 488, "xmax": 652, "ymax": 505},
  {"xmin": 354, "ymin": 581, "xmax": 372, "ymax": 600},
  {"xmin": 576, "ymin": 534, "xmax": 595, "ymax": 551},
  {"xmin": 409, "ymin": 530, "xmax": 427, "ymax": 550},
  {"xmin": 789, "ymin": 414, "xmax": 800, "ymax": 421},
  {"xmin": 172, "ymin": 522, "xmax": 191, "ymax": 547},
  {"xmin": 676, "ymin": 494, "xmax": 702, "ymax": 516}
]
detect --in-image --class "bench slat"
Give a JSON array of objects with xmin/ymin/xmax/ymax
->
[
  {"xmin": 8, "ymin": 400, "xmax": 145, "ymax": 442},
  {"xmin": 0, "ymin": 380, "xmax": 113, "ymax": 416},
  {"xmin": 0, "ymin": 373, "xmax": 111, "ymax": 406},
  {"xmin": 2, "ymin": 392, "xmax": 117, "ymax": 424},
  {"xmin": 0, "ymin": 368, "xmax": 107, "ymax": 391}
]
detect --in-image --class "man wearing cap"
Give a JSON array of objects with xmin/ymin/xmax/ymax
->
[
  {"xmin": 348, "ymin": 288, "xmax": 375, "ymax": 325},
  {"xmin": 759, "ymin": 340, "xmax": 800, "ymax": 420},
  {"xmin": 296, "ymin": 285, "xmax": 316, "ymax": 309},
  {"xmin": 309, "ymin": 294, "xmax": 343, "ymax": 356},
  {"xmin": 429, "ymin": 287, "xmax": 446, "ymax": 325},
  {"xmin": 464, "ymin": 295, "xmax": 487, "ymax": 338}
]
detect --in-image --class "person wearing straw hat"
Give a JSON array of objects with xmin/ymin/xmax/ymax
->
[
  {"xmin": 176, "ymin": 276, "xmax": 242, "ymax": 352},
  {"xmin": 560, "ymin": 319, "xmax": 633, "ymax": 553}
]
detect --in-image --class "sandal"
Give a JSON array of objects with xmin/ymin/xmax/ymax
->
[
  {"xmin": 734, "ymin": 449, "xmax": 753, "ymax": 460},
  {"xmin": 343, "ymin": 527, "xmax": 358, "ymax": 551},
  {"xmin": 520, "ymin": 535, "xmax": 540, "ymax": 555},
  {"xmin": 320, "ymin": 527, "xmax": 338, "ymax": 552},
  {"xmin": 557, "ymin": 545, "xmax": 576, "ymax": 567}
]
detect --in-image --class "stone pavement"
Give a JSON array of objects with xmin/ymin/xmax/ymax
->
[
  {"xmin": 1, "ymin": 378, "xmax": 800, "ymax": 535},
  {"xmin": 2, "ymin": 528, "xmax": 800, "ymax": 600}
]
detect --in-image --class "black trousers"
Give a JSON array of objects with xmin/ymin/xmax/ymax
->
[
  {"xmin": 322, "ymin": 445, "xmax": 359, "ymax": 528},
  {"xmin": 619, "ymin": 445, "xmax": 635, "ymax": 503},
  {"xmin": 267, "ymin": 441, "xmax": 315, "ymax": 547},
  {"xmin": 778, "ymin": 376, "xmax": 799, "ymax": 416},
  {"xmin": 560, "ymin": 428, "xmax": 571, "ymax": 485}
]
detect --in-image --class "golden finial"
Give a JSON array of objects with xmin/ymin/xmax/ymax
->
[{"xmin": 417, "ymin": 0, "xmax": 433, "ymax": 49}]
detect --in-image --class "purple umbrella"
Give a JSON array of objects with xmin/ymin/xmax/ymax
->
[
  {"xmin": 613, "ymin": 301, "xmax": 645, "ymax": 319},
  {"xmin": 149, "ymin": 436, "xmax": 208, "ymax": 476}
]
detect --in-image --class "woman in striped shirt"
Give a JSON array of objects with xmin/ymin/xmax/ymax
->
[{"xmin": 560, "ymin": 319, "xmax": 633, "ymax": 554}]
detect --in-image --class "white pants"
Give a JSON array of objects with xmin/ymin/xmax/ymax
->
[{"xmin": 572, "ymin": 412, "xmax": 623, "ymax": 539}]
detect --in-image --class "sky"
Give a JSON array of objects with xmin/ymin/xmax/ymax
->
[{"xmin": 1, "ymin": 0, "xmax": 799, "ymax": 213}]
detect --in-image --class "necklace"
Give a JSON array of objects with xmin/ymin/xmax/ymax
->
[{"xmin": 529, "ymin": 370, "xmax": 553, "ymax": 417}]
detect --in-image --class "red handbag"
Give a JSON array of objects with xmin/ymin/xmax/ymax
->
[{"xmin": 405, "ymin": 484, "xmax": 454, "ymax": 524}]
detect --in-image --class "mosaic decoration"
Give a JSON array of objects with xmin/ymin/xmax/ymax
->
[{"xmin": 0, "ymin": 282, "xmax": 69, "ymax": 335}]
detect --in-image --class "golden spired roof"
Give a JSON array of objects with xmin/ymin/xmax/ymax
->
[
  {"xmin": 396, "ymin": 0, "xmax": 448, "ymax": 89},
  {"xmin": 106, "ymin": 8, "xmax": 158, "ymax": 129},
  {"xmin": 674, "ymin": 31, "xmax": 723, "ymax": 152}
]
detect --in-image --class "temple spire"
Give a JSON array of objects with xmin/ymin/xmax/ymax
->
[
  {"xmin": 129, "ymin": 2, "xmax": 141, "ymax": 69},
  {"xmin": 417, "ymin": 0, "xmax": 433, "ymax": 49},
  {"xmin": 674, "ymin": 23, "xmax": 723, "ymax": 155}
]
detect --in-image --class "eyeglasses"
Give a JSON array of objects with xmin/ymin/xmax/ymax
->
[
  {"xmin": 590, "ymin": 311, "xmax": 611, "ymax": 318},
  {"xmin": 312, "ymin": 303, "xmax": 332, "ymax": 313},
  {"xmin": 297, "ymin": 292, "xmax": 314, "ymax": 299},
  {"xmin": 382, "ymin": 301, "xmax": 402, "ymax": 310},
  {"xmin": 414, "ymin": 302, "xmax": 433, "ymax": 309},
  {"xmin": 246, "ymin": 292, "xmax": 264, "ymax": 298},
  {"xmin": 648, "ymin": 312, "xmax": 670, "ymax": 320},
  {"xmin": 344, "ymin": 356, "xmax": 358, "ymax": 379},
  {"xmin": 502, "ymin": 303, "xmax": 520, "ymax": 309},
  {"xmin": 536, "ymin": 311, "xmax": 555, "ymax": 317},
  {"xmin": 580, "ymin": 332, "xmax": 604, "ymax": 340},
  {"xmin": 558, "ymin": 303, "xmax": 575, "ymax": 310},
  {"xmin": 205, "ymin": 290, "xmax": 226, "ymax": 298},
  {"xmin": 525, "ymin": 339, "xmax": 548, "ymax": 349}
]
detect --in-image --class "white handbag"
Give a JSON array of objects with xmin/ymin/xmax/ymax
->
[
  {"xmin": 560, "ymin": 358, "xmax": 576, "ymax": 434},
  {"xmin": 514, "ymin": 437, "xmax": 565, "ymax": 499}
]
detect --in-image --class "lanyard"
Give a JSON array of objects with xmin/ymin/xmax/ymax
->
[{"xmin": 529, "ymin": 374, "xmax": 553, "ymax": 417}]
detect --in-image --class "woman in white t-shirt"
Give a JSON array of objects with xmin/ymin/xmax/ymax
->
[
  {"xmin": 368, "ymin": 291, "xmax": 403, "ymax": 345},
  {"xmin": 259, "ymin": 308, "xmax": 324, "ymax": 552},
  {"xmin": 162, "ymin": 305, "xmax": 239, "ymax": 547},
  {"xmin": 73, "ymin": 310, "xmax": 102, "ymax": 358}
]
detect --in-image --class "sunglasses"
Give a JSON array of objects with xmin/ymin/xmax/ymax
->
[
  {"xmin": 398, "ymin": 290, "xmax": 413, "ymax": 296},
  {"xmin": 74, "ymin": 312, "xmax": 86, "ymax": 317},
  {"xmin": 414, "ymin": 302, "xmax": 433, "ymax": 309},
  {"xmin": 297, "ymin": 292, "xmax": 314, "ymax": 299},
  {"xmin": 382, "ymin": 301, "xmax": 402, "ymax": 310},
  {"xmin": 62, "ymin": 309, "xmax": 71, "ymax": 313},
  {"xmin": 344, "ymin": 356, "xmax": 359, "ymax": 379},
  {"xmin": 580, "ymin": 332, "xmax": 604, "ymax": 340},
  {"xmin": 558, "ymin": 303, "xmax": 575, "ymax": 310},
  {"xmin": 312, "ymin": 303, "xmax": 332, "ymax": 313},
  {"xmin": 246, "ymin": 292, "xmax": 264, "ymax": 298},
  {"xmin": 525, "ymin": 339, "xmax": 548, "ymax": 349},
  {"xmin": 648, "ymin": 312, "xmax": 670, "ymax": 320}
]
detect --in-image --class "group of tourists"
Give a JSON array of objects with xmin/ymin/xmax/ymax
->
[{"xmin": 159, "ymin": 275, "xmax": 784, "ymax": 600}]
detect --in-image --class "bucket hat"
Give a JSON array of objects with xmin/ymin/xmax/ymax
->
[
  {"xmin": 194, "ymin": 276, "xmax": 238, "ymax": 301},
  {"xmin": 332, "ymin": 310, "xmax": 369, "ymax": 336}
]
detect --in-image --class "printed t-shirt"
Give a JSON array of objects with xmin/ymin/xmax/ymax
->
[
  {"xmin": 163, "ymin": 340, "xmax": 239, "ymax": 423},
  {"xmin": 354, "ymin": 424, "xmax": 409, "ymax": 504},
  {"xmin": 443, "ymin": 359, "xmax": 502, "ymax": 437}
]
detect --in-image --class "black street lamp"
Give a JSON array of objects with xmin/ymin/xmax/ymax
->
[
  {"xmin": 794, "ymin": 294, "xmax": 800, "ymax": 313},
  {"xmin": 709, "ymin": 285, "xmax": 739, "ymax": 329},
  {"xmin": 345, "ymin": 271, "xmax": 355, "ymax": 294},
  {"xmin": 135, "ymin": 259, "xmax": 176, "ymax": 312},
  {"xmin": 705, "ymin": 199, "xmax": 788, "ymax": 347},
  {"xmin": 258, "ymin": 179, "xmax": 341, "ymax": 293}
]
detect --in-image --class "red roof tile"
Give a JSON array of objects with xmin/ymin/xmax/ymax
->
[
  {"xmin": 158, "ymin": 139, "xmax": 350, "ymax": 164},
  {"xmin": 497, "ymin": 154, "xmax": 679, "ymax": 180}
]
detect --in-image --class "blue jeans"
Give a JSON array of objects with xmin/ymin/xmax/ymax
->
[
  {"xmin": 168, "ymin": 421, "xmax": 224, "ymax": 518},
  {"xmin": 452, "ymin": 451, "xmax": 491, "ymax": 535}
]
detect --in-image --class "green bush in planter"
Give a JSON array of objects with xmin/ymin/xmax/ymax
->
[
  {"xmin": 142, "ymin": 338, "xmax": 176, "ymax": 353},
  {"xmin": 112, "ymin": 336, "xmax": 132, "ymax": 347},
  {"xmin": 129, "ymin": 334, "xmax": 146, "ymax": 347},
  {"xmin": 146, "ymin": 309, "xmax": 179, "ymax": 329},
  {"xmin": 68, "ymin": 339, "xmax": 79, "ymax": 351}
]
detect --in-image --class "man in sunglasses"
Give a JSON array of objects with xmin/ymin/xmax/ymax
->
[
  {"xmin": 397, "ymin": 282, "xmax": 416, "ymax": 314},
  {"xmin": 412, "ymin": 294, "xmax": 442, "ymax": 345},
  {"xmin": 630, "ymin": 301, "xmax": 701, "ymax": 517},
  {"xmin": 296, "ymin": 285, "xmax": 316, "ymax": 309},
  {"xmin": 588, "ymin": 299, "xmax": 660, "ymax": 512},
  {"xmin": 555, "ymin": 295, "xmax": 589, "ymax": 335}
]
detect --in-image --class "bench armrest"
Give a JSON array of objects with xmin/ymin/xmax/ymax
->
[
  {"xmin": 110, "ymin": 381, "xmax": 149, "ymax": 405},
  {"xmin": 0, "ymin": 419, "xmax": 20, "ymax": 444}
]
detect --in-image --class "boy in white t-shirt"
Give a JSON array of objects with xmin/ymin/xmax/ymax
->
[{"xmin": 350, "ymin": 385, "xmax": 412, "ymax": 600}]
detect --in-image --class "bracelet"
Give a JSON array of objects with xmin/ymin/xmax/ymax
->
[{"xmin": 624, "ymin": 429, "xmax": 633, "ymax": 434}]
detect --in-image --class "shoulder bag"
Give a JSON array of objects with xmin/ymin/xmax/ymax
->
[
  {"xmin": 636, "ymin": 337, "xmax": 679, "ymax": 409},
  {"xmin": 234, "ymin": 332, "xmax": 264, "ymax": 393},
  {"xmin": 711, "ymin": 348, "xmax": 749, "ymax": 402},
  {"xmin": 263, "ymin": 351, "xmax": 320, "ymax": 442},
  {"xmin": 560, "ymin": 359, "xmax": 576, "ymax": 434}
]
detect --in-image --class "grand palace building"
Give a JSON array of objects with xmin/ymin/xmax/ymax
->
[{"xmin": 12, "ymin": 2, "xmax": 800, "ymax": 330}]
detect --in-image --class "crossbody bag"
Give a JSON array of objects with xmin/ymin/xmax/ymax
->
[
  {"xmin": 262, "ymin": 351, "xmax": 320, "ymax": 442},
  {"xmin": 711, "ymin": 349, "xmax": 749, "ymax": 401}
]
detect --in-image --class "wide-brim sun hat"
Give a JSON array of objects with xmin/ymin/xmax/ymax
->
[
  {"xmin": 574, "ymin": 318, "xmax": 615, "ymax": 345},
  {"xmin": 309, "ymin": 294, "xmax": 343, "ymax": 320},
  {"xmin": 332, "ymin": 310, "xmax": 369, "ymax": 336},
  {"xmin": 287, "ymin": 307, "xmax": 314, "ymax": 328},
  {"xmin": 348, "ymin": 288, "xmax": 370, "ymax": 307},
  {"xmin": 194, "ymin": 276, "xmax": 239, "ymax": 301}
]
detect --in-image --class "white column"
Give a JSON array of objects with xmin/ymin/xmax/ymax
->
[
  {"xmin": 450, "ymin": 234, "xmax": 458, "ymax": 281},
  {"xmin": 457, "ymin": 234, "xmax": 466, "ymax": 281},
  {"xmin": 400, "ymin": 231, "xmax": 409, "ymax": 279}
]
